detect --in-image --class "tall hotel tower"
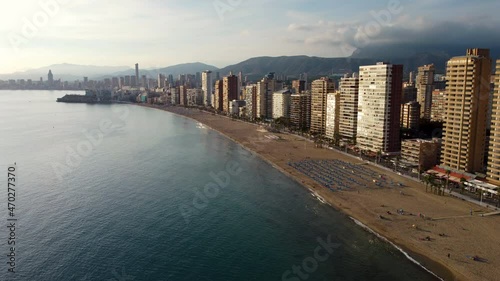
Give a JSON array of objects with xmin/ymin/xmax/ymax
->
[
  {"xmin": 487, "ymin": 59, "xmax": 500, "ymax": 182},
  {"xmin": 357, "ymin": 62, "xmax": 403, "ymax": 155},
  {"xmin": 441, "ymin": 49, "xmax": 491, "ymax": 173},
  {"xmin": 202, "ymin": 71, "xmax": 213, "ymax": 106}
]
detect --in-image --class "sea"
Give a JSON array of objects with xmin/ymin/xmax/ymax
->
[{"xmin": 0, "ymin": 90, "xmax": 439, "ymax": 281}]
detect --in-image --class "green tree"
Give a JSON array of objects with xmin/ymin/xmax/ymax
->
[
  {"xmin": 460, "ymin": 177, "xmax": 467, "ymax": 194},
  {"xmin": 445, "ymin": 169, "xmax": 451, "ymax": 195}
]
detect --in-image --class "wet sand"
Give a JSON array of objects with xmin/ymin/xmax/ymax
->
[{"xmin": 144, "ymin": 105, "xmax": 499, "ymax": 281}]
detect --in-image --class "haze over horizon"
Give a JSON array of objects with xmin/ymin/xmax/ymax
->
[{"xmin": 1, "ymin": 0, "xmax": 499, "ymax": 74}]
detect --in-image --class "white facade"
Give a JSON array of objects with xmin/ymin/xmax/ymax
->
[
  {"xmin": 170, "ymin": 88, "xmax": 178, "ymax": 105},
  {"xmin": 339, "ymin": 74, "xmax": 359, "ymax": 141},
  {"xmin": 326, "ymin": 92, "xmax": 340, "ymax": 140},
  {"xmin": 230, "ymin": 100, "xmax": 246, "ymax": 116},
  {"xmin": 272, "ymin": 90, "xmax": 292, "ymax": 119},
  {"xmin": 357, "ymin": 62, "xmax": 401, "ymax": 154},
  {"xmin": 202, "ymin": 71, "xmax": 213, "ymax": 106}
]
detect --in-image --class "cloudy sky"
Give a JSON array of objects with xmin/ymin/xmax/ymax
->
[{"xmin": 1, "ymin": 0, "xmax": 499, "ymax": 73}]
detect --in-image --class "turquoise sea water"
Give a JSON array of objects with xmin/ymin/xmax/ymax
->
[{"xmin": 0, "ymin": 91, "xmax": 438, "ymax": 281}]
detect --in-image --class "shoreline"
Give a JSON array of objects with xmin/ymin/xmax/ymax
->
[{"xmin": 138, "ymin": 104, "xmax": 498, "ymax": 281}]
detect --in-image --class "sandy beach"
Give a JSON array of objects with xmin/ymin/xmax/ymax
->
[{"xmin": 143, "ymin": 105, "xmax": 500, "ymax": 281}]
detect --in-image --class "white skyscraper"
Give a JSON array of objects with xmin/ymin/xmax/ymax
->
[
  {"xmin": 202, "ymin": 71, "xmax": 213, "ymax": 106},
  {"xmin": 357, "ymin": 62, "xmax": 403, "ymax": 155},
  {"xmin": 325, "ymin": 92, "xmax": 340, "ymax": 141}
]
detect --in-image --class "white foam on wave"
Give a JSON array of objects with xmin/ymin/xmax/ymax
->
[
  {"xmin": 350, "ymin": 217, "xmax": 444, "ymax": 281},
  {"xmin": 311, "ymin": 192, "xmax": 328, "ymax": 205}
]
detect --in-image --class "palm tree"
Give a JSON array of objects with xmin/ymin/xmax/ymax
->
[
  {"xmin": 422, "ymin": 174, "xmax": 430, "ymax": 192},
  {"xmin": 460, "ymin": 177, "xmax": 467, "ymax": 194},
  {"xmin": 429, "ymin": 173, "xmax": 437, "ymax": 194},
  {"xmin": 445, "ymin": 169, "xmax": 451, "ymax": 194}
]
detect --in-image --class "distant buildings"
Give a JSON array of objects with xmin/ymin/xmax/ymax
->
[
  {"xmin": 441, "ymin": 48, "xmax": 491, "ymax": 173},
  {"xmin": 401, "ymin": 101, "xmax": 421, "ymax": 130},
  {"xmin": 158, "ymin": 74, "xmax": 165, "ymax": 88},
  {"xmin": 357, "ymin": 62, "xmax": 403, "ymax": 155},
  {"xmin": 416, "ymin": 64, "xmax": 435, "ymax": 119},
  {"xmin": 487, "ymin": 59, "xmax": 500, "ymax": 183},
  {"xmin": 230, "ymin": 100, "xmax": 246, "ymax": 116},
  {"xmin": 48, "ymin": 70, "xmax": 54, "ymax": 87},
  {"xmin": 186, "ymin": 89, "xmax": 203, "ymax": 106},
  {"xmin": 402, "ymin": 82, "xmax": 417, "ymax": 104},
  {"xmin": 430, "ymin": 90, "xmax": 446, "ymax": 122},
  {"xmin": 126, "ymin": 76, "xmax": 134, "ymax": 87},
  {"xmin": 135, "ymin": 63, "xmax": 139, "ymax": 87},
  {"xmin": 310, "ymin": 77, "xmax": 335, "ymax": 135},
  {"xmin": 292, "ymin": 80, "xmax": 306, "ymax": 94},
  {"xmin": 338, "ymin": 73, "xmax": 359, "ymax": 142}
]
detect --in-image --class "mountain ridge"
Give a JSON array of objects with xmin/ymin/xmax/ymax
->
[{"xmin": 2, "ymin": 49, "xmax": 498, "ymax": 82}]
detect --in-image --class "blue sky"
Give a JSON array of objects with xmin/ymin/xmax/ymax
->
[{"xmin": 1, "ymin": 0, "xmax": 499, "ymax": 73}]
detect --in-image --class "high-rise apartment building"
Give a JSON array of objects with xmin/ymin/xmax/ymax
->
[
  {"xmin": 111, "ymin": 77, "xmax": 119, "ymax": 88},
  {"xmin": 48, "ymin": 70, "xmax": 54, "ymax": 86},
  {"xmin": 135, "ymin": 63, "xmax": 139, "ymax": 86},
  {"xmin": 487, "ymin": 60, "xmax": 500, "ymax": 182},
  {"xmin": 179, "ymin": 85, "xmax": 187, "ymax": 106},
  {"xmin": 338, "ymin": 73, "xmax": 359, "ymax": 142},
  {"xmin": 431, "ymin": 90, "xmax": 446, "ymax": 122},
  {"xmin": 214, "ymin": 80, "xmax": 223, "ymax": 111},
  {"xmin": 401, "ymin": 101, "xmax": 421, "ymax": 130},
  {"xmin": 290, "ymin": 93, "xmax": 311, "ymax": 131},
  {"xmin": 124, "ymin": 76, "xmax": 131, "ymax": 87},
  {"xmin": 310, "ymin": 77, "xmax": 335, "ymax": 135},
  {"xmin": 256, "ymin": 77, "xmax": 283, "ymax": 119},
  {"xmin": 325, "ymin": 92, "xmax": 340, "ymax": 141},
  {"xmin": 292, "ymin": 80, "xmax": 306, "ymax": 94},
  {"xmin": 402, "ymin": 82, "xmax": 417, "ymax": 104},
  {"xmin": 158, "ymin": 74, "xmax": 165, "ymax": 88},
  {"xmin": 223, "ymin": 75, "xmax": 238, "ymax": 113},
  {"xmin": 272, "ymin": 89, "xmax": 292, "ymax": 119},
  {"xmin": 416, "ymin": 64, "xmax": 435, "ymax": 119},
  {"xmin": 441, "ymin": 49, "xmax": 491, "ymax": 173},
  {"xmin": 357, "ymin": 62, "xmax": 403, "ymax": 154},
  {"xmin": 202, "ymin": 71, "xmax": 213, "ymax": 106},
  {"xmin": 244, "ymin": 85, "xmax": 257, "ymax": 120}
]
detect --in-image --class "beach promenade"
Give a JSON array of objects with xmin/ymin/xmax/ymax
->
[{"xmin": 146, "ymin": 105, "xmax": 500, "ymax": 281}]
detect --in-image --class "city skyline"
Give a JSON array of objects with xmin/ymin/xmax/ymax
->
[{"xmin": 1, "ymin": 0, "xmax": 500, "ymax": 74}]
